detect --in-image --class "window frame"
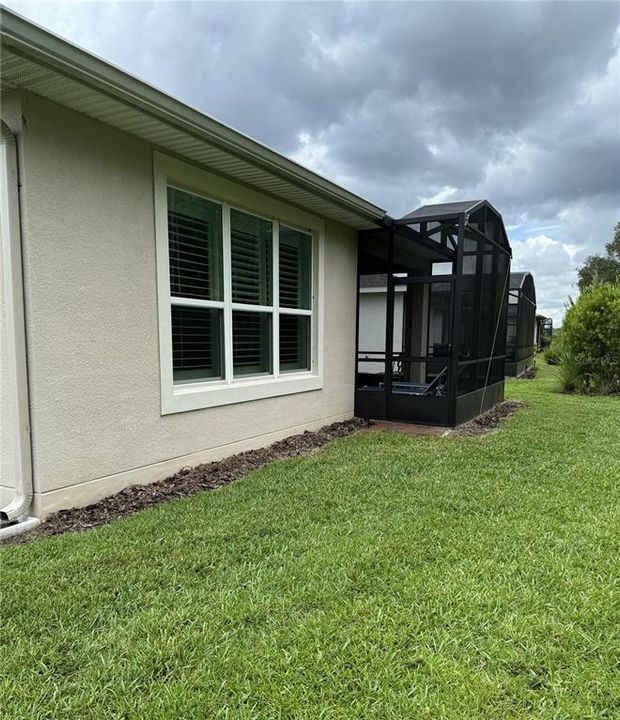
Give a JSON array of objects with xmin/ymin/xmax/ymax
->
[{"xmin": 154, "ymin": 152, "xmax": 324, "ymax": 415}]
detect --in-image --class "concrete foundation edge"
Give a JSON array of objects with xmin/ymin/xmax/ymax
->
[{"xmin": 32, "ymin": 411, "xmax": 354, "ymax": 519}]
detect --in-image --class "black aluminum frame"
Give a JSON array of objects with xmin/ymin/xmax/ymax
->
[{"xmin": 355, "ymin": 201, "xmax": 512, "ymax": 427}]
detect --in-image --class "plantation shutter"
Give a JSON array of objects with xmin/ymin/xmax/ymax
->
[
  {"xmin": 230, "ymin": 209, "xmax": 273, "ymax": 376},
  {"xmin": 232, "ymin": 311, "xmax": 272, "ymax": 376},
  {"xmin": 168, "ymin": 187, "xmax": 224, "ymax": 383},
  {"xmin": 279, "ymin": 242, "xmax": 300, "ymax": 308},
  {"xmin": 279, "ymin": 315, "xmax": 310, "ymax": 371},
  {"xmin": 279, "ymin": 226, "xmax": 312, "ymax": 371},
  {"xmin": 279, "ymin": 226, "xmax": 311, "ymax": 310},
  {"xmin": 230, "ymin": 209, "xmax": 272, "ymax": 306},
  {"xmin": 166, "ymin": 187, "xmax": 314, "ymax": 386},
  {"xmin": 172, "ymin": 306, "xmax": 223, "ymax": 382},
  {"xmin": 168, "ymin": 187, "xmax": 223, "ymax": 301}
]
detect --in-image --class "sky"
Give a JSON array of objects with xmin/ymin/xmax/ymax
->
[{"xmin": 5, "ymin": 1, "xmax": 620, "ymax": 325}]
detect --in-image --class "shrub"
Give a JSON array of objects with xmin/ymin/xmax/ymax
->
[
  {"xmin": 543, "ymin": 330, "xmax": 563, "ymax": 366},
  {"xmin": 559, "ymin": 284, "xmax": 620, "ymax": 394}
]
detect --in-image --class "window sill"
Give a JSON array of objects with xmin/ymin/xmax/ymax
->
[{"xmin": 162, "ymin": 372, "xmax": 323, "ymax": 415}]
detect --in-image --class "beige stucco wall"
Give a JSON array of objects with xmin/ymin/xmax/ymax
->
[
  {"xmin": 16, "ymin": 92, "xmax": 358, "ymax": 518},
  {"xmin": 0, "ymin": 94, "xmax": 22, "ymax": 509},
  {"xmin": 0, "ymin": 175, "xmax": 17, "ymax": 508}
]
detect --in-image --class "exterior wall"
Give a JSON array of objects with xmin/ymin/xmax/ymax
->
[
  {"xmin": 0, "ymin": 185, "xmax": 16, "ymax": 507},
  {"xmin": 0, "ymin": 93, "xmax": 23, "ymax": 510},
  {"xmin": 17, "ymin": 92, "xmax": 359, "ymax": 518},
  {"xmin": 358, "ymin": 289, "xmax": 404, "ymax": 374}
]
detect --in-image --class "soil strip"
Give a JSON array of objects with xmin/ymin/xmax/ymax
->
[
  {"xmin": 4, "ymin": 401, "xmax": 525, "ymax": 546},
  {"xmin": 450, "ymin": 400, "xmax": 526, "ymax": 437},
  {"xmin": 517, "ymin": 365, "xmax": 538, "ymax": 380}
]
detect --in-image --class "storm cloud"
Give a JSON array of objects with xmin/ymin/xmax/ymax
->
[{"xmin": 6, "ymin": 1, "xmax": 620, "ymax": 323}]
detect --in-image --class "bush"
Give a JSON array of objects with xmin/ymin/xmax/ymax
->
[
  {"xmin": 543, "ymin": 330, "xmax": 563, "ymax": 365},
  {"xmin": 559, "ymin": 284, "xmax": 620, "ymax": 394}
]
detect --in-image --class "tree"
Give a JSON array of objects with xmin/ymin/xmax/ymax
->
[
  {"xmin": 577, "ymin": 221, "xmax": 620, "ymax": 292},
  {"xmin": 605, "ymin": 221, "xmax": 620, "ymax": 259},
  {"xmin": 560, "ymin": 283, "xmax": 620, "ymax": 394}
]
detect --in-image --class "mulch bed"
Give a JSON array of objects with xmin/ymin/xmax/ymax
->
[
  {"xmin": 450, "ymin": 400, "xmax": 526, "ymax": 437},
  {"xmin": 4, "ymin": 401, "xmax": 526, "ymax": 546},
  {"xmin": 3, "ymin": 418, "xmax": 370, "ymax": 546},
  {"xmin": 517, "ymin": 364, "xmax": 538, "ymax": 379}
]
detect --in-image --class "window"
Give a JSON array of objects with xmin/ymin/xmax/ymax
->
[
  {"xmin": 155, "ymin": 154, "xmax": 323, "ymax": 413},
  {"xmin": 278, "ymin": 225, "xmax": 312, "ymax": 372},
  {"xmin": 167, "ymin": 187, "xmax": 224, "ymax": 383}
]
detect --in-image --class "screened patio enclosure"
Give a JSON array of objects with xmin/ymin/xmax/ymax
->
[
  {"xmin": 356, "ymin": 200, "xmax": 511, "ymax": 427},
  {"xmin": 536, "ymin": 315, "xmax": 553, "ymax": 351},
  {"xmin": 505, "ymin": 272, "xmax": 537, "ymax": 376}
]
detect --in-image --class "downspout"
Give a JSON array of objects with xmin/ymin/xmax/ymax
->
[{"xmin": 0, "ymin": 119, "xmax": 39, "ymax": 537}]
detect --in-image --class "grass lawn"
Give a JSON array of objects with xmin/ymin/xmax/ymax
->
[{"xmin": 1, "ymin": 362, "xmax": 619, "ymax": 719}]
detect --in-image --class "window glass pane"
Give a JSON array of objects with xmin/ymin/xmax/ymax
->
[
  {"xmin": 280, "ymin": 315, "xmax": 310, "ymax": 372},
  {"xmin": 172, "ymin": 305, "xmax": 223, "ymax": 383},
  {"xmin": 231, "ymin": 209, "xmax": 272, "ymax": 306},
  {"xmin": 432, "ymin": 261, "xmax": 452, "ymax": 276},
  {"xmin": 280, "ymin": 226, "xmax": 312, "ymax": 309},
  {"xmin": 233, "ymin": 311, "xmax": 272, "ymax": 376},
  {"xmin": 168, "ymin": 187, "xmax": 223, "ymax": 301}
]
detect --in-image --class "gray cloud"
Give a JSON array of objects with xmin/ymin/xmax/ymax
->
[{"xmin": 6, "ymin": 0, "xmax": 620, "ymax": 325}]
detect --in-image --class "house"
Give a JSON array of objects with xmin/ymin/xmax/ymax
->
[
  {"xmin": 505, "ymin": 272, "xmax": 537, "ymax": 376},
  {"xmin": 356, "ymin": 201, "xmax": 512, "ymax": 426},
  {"xmin": 0, "ymin": 9, "xmax": 512, "ymax": 536},
  {"xmin": 0, "ymin": 8, "xmax": 391, "ymax": 533}
]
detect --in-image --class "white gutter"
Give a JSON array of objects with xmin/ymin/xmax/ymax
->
[{"xmin": 0, "ymin": 119, "xmax": 38, "ymax": 537}]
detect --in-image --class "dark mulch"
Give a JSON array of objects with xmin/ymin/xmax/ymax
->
[
  {"xmin": 517, "ymin": 364, "xmax": 538, "ymax": 380},
  {"xmin": 3, "ymin": 418, "xmax": 370, "ymax": 546},
  {"xmin": 451, "ymin": 400, "xmax": 526, "ymax": 437}
]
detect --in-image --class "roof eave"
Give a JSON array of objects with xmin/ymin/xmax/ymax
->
[{"xmin": 0, "ymin": 6, "xmax": 386, "ymax": 226}]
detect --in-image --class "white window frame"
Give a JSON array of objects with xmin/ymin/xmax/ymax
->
[{"xmin": 154, "ymin": 152, "xmax": 324, "ymax": 414}]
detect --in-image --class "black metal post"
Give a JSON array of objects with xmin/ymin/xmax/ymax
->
[
  {"xmin": 488, "ymin": 243, "xmax": 499, "ymax": 385},
  {"xmin": 448, "ymin": 213, "xmax": 465, "ymax": 426},
  {"xmin": 472, "ymin": 225, "xmax": 484, "ymax": 363},
  {"xmin": 384, "ymin": 227, "xmax": 395, "ymax": 420},
  {"xmin": 354, "ymin": 240, "xmax": 361, "ymax": 409}
]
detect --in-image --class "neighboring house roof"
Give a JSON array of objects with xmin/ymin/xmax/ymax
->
[
  {"xmin": 400, "ymin": 200, "xmax": 486, "ymax": 222},
  {"xmin": 0, "ymin": 6, "xmax": 386, "ymax": 230}
]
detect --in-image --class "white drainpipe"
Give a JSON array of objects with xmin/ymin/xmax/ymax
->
[{"xmin": 0, "ymin": 119, "xmax": 39, "ymax": 538}]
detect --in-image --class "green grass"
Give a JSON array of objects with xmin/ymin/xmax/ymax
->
[{"xmin": 1, "ymin": 363, "xmax": 619, "ymax": 719}]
